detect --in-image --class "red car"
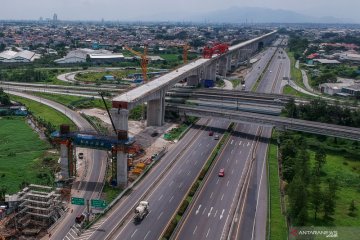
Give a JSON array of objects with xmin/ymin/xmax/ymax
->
[
  {"xmin": 209, "ymin": 131, "xmax": 214, "ymax": 136},
  {"xmin": 218, "ymin": 168, "xmax": 225, "ymax": 177}
]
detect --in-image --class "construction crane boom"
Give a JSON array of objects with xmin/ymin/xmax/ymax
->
[{"xmin": 124, "ymin": 45, "xmax": 148, "ymax": 82}]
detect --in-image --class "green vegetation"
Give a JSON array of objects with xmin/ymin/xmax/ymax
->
[
  {"xmin": 0, "ymin": 88, "xmax": 11, "ymax": 106},
  {"xmin": 10, "ymin": 94, "xmax": 76, "ymax": 130},
  {"xmin": 288, "ymin": 35, "xmax": 308, "ymax": 60},
  {"xmin": 102, "ymin": 184, "xmax": 122, "ymax": 204},
  {"xmin": 230, "ymin": 78, "xmax": 241, "ymax": 88},
  {"xmin": 0, "ymin": 68, "xmax": 72, "ymax": 85},
  {"xmin": 306, "ymin": 64, "xmax": 360, "ymax": 86},
  {"xmin": 268, "ymin": 137, "xmax": 287, "ymax": 240},
  {"xmin": 216, "ymin": 79, "xmax": 225, "ymax": 88},
  {"xmin": 278, "ymin": 131, "xmax": 360, "ymax": 228},
  {"xmin": 282, "ymin": 85, "xmax": 316, "ymax": 99},
  {"xmin": 287, "ymin": 51, "xmax": 304, "ymax": 88},
  {"xmin": 32, "ymin": 92, "xmax": 109, "ymax": 110},
  {"xmin": 75, "ymin": 70, "xmax": 134, "ymax": 83},
  {"xmin": 282, "ymin": 98, "xmax": 360, "ymax": 128},
  {"xmin": 164, "ymin": 117, "xmax": 198, "ymax": 141},
  {"xmin": 129, "ymin": 104, "xmax": 146, "ymax": 121},
  {"xmin": 0, "ymin": 117, "xmax": 58, "ymax": 195}
]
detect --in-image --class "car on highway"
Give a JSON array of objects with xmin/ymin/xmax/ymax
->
[
  {"xmin": 209, "ymin": 131, "xmax": 214, "ymax": 136},
  {"xmin": 218, "ymin": 168, "xmax": 225, "ymax": 177},
  {"xmin": 214, "ymin": 135, "xmax": 219, "ymax": 140},
  {"xmin": 269, "ymin": 70, "xmax": 272, "ymax": 73}
]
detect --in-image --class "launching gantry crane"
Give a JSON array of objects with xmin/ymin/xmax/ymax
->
[{"xmin": 125, "ymin": 45, "xmax": 149, "ymax": 82}]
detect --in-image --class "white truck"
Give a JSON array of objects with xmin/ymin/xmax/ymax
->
[{"xmin": 134, "ymin": 201, "xmax": 149, "ymax": 222}]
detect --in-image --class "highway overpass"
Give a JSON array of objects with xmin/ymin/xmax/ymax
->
[{"xmin": 169, "ymin": 104, "xmax": 360, "ymax": 141}]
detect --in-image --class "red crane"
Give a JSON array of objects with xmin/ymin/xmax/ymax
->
[{"xmin": 202, "ymin": 43, "xmax": 229, "ymax": 59}]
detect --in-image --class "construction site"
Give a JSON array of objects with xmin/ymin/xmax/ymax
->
[{"xmin": 0, "ymin": 184, "xmax": 66, "ymax": 239}]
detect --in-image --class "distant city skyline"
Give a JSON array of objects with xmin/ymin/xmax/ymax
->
[{"xmin": 1, "ymin": 0, "xmax": 360, "ymax": 23}]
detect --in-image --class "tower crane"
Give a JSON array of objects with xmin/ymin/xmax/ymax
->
[
  {"xmin": 182, "ymin": 43, "xmax": 190, "ymax": 64},
  {"xmin": 124, "ymin": 45, "xmax": 148, "ymax": 82}
]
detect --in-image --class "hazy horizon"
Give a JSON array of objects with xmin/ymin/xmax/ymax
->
[{"xmin": 1, "ymin": 0, "xmax": 359, "ymax": 23}]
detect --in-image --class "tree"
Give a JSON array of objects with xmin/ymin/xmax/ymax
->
[
  {"xmin": 310, "ymin": 176, "xmax": 323, "ymax": 220},
  {"xmin": 348, "ymin": 200, "xmax": 357, "ymax": 217},
  {"xmin": 314, "ymin": 147, "xmax": 326, "ymax": 176},
  {"xmin": 288, "ymin": 175, "xmax": 308, "ymax": 225},
  {"xmin": 323, "ymin": 178, "xmax": 337, "ymax": 221}
]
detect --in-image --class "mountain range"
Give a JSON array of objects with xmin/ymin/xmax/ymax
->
[{"xmin": 141, "ymin": 7, "xmax": 355, "ymax": 24}]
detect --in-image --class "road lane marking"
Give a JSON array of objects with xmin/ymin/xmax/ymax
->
[
  {"xmin": 158, "ymin": 194, "xmax": 163, "ymax": 201},
  {"xmin": 131, "ymin": 229, "xmax": 138, "ymax": 238},
  {"xmin": 231, "ymin": 149, "xmax": 234, "ymax": 154},
  {"xmin": 216, "ymin": 179, "xmax": 219, "ymax": 184},
  {"xmin": 144, "ymin": 231, "xmax": 151, "ymax": 240},
  {"xmin": 231, "ymin": 140, "xmax": 234, "ymax": 145},
  {"xmin": 193, "ymin": 226, "xmax": 198, "ymax": 235},
  {"xmin": 178, "ymin": 182, "xmax": 183, "ymax": 188},
  {"xmin": 239, "ymin": 141, "xmax": 242, "ymax": 146},
  {"xmin": 236, "ymin": 159, "xmax": 238, "ymax": 164},
  {"xmin": 214, "ymin": 210, "xmax": 218, "ymax": 218},
  {"xmin": 247, "ymin": 142, "xmax": 250, "ymax": 147},
  {"xmin": 208, "ymin": 207, "xmax": 213, "ymax": 217},
  {"xmin": 169, "ymin": 180, "xmax": 173, "ymax": 187},
  {"xmin": 196, "ymin": 204, "xmax": 202, "ymax": 215},
  {"xmin": 221, "ymin": 193, "xmax": 224, "ymax": 201},
  {"xmin": 207, "ymin": 143, "xmax": 210, "ymax": 147},
  {"xmin": 202, "ymin": 207, "xmax": 207, "ymax": 215},
  {"xmin": 169, "ymin": 196, "xmax": 174, "ymax": 203},
  {"xmin": 227, "ymin": 158, "xmax": 229, "ymax": 163},
  {"xmin": 178, "ymin": 169, "xmax": 182, "ymax": 175},
  {"xmin": 201, "ymin": 152, "xmax": 204, "ymax": 156},
  {"xmin": 187, "ymin": 170, "xmax": 191, "ymax": 175},
  {"xmin": 206, "ymin": 228, "xmax": 211, "ymax": 238},
  {"xmin": 227, "ymin": 181, "xmax": 230, "ymax": 187},
  {"xmin": 231, "ymin": 169, "xmax": 234, "ymax": 175},
  {"xmin": 210, "ymin": 192, "xmax": 214, "ymax": 199},
  {"xmin": 157, "ymin": 212, "xmax": 163, "ymax": 220},
  {"xmin": 220, "ymin": 209, "xmax": 225, "ymax": 220}
]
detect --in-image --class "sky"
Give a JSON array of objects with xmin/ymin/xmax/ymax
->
[{"xmin": 1, "ymin": 0, "xmax": 359, "ymax": 22}]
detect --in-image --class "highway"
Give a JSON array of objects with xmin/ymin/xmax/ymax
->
[
  {"xmin": 173, "ymin": 39, "xmax": 286, "ymax": 240},
  {"xmin": 78, "ymin": 118, "xmax": 228, "ymax": 240},
  {"xmin": 5, "ymin": 91, "xmax": 107, "ymax": 240}
]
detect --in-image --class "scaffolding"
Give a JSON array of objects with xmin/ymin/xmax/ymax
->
[{"xmin": 4, "ymin": 184, "xmax": 65, "ymax": 238}]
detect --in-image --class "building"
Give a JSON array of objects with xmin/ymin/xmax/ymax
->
[
  {"xmin": 53, "ymin": 13, "xmax": 58, "ymax": 22},
  {"xmin": 339, "ymin": 53, "xmax": 360, "ymax": 63},
  {"xmin": 54, "ymin": 48, "xmax": 124, "ymax": 64},
  {"xmin": 0, "ymin": 50, "xmax": 40, "ymax": 63},
  {"xmin": 313, "ymin": 59, "xmax": 341, "ymax": 65},
  {"xmin": 342, "ymin": 84, "xmax": 360, "ymax": 96}
]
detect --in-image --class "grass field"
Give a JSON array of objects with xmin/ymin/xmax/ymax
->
[
  {"xmin": 32, "ymin": 92, "xmax": 109, "ymax": 110},
  {"xmin": 0, "ymin": 117, "xmax": 54, "ymax": 194},
  {"xmin": 10, "ymin": 94, "xmax": 76, "ymax": 130},
  {"xmin": 287, "ymin": 51, "xmax": 305, "ymax": 88},
  {"xmin": 282, "ymin": 85, "xmax": 317, "ymax": 99},
  {"xmin": 268, "ymin": 138, "xmax": 288, "ymax": 240},
  {"xmin": 307, "ymin": 151, "xmax": 360, "ymax": 226},
  {"xmin": 75, "ymin": 70, "xmax": 135, "ymax": 82}
]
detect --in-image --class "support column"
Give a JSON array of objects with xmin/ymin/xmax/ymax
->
[
  {"xmin": 110, "ymin": 108, "xmax": 129, "ymax": 187},
  {"xmin": 204, "ymin": 63, "xmax": 216, "ymax": 81},
  {"xmin": 147, "ymin": 94, "xmax": 165, "ymax": 126},
  {"xmin": 59, "ymin": 140, "xmax": 75, "ymax": 180},
  {"xmin": 218, "ymin": 57, "xmax": 228, "ymax": 76},
  {"xmin": 187, "ymin": 75, "xmax": 199, "ymax": 86},
  {"xmin": 60, "ymin": 142, "xmax": 69, "ymax": 180},
  {"xmin": 226, "ymin": 54, "xmax": 232, "ymax": 73}
]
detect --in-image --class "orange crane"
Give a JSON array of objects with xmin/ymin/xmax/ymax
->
[
  {"xmin": 124, "ymin": 45, "xmax": 148, "ymax": 82},
  {"xmin": 182, "ymin": 44, "xmax": 190, "ymax": 64}
]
